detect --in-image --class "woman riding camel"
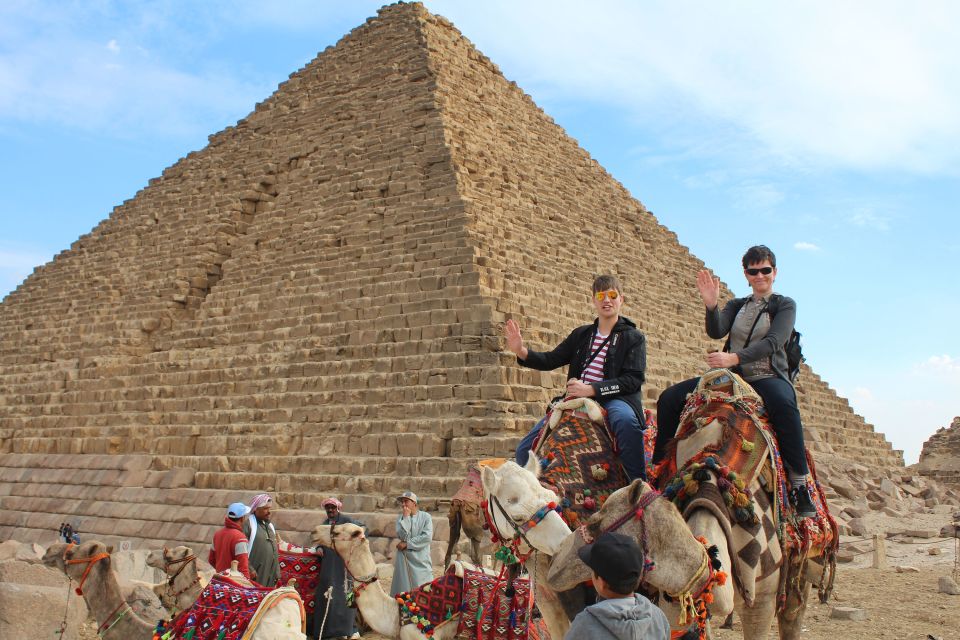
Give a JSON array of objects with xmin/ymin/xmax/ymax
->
[{"xmin": 652, "ymin": 245, "xmax": 817, "ymax": 518}]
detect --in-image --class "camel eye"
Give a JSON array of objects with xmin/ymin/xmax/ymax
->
[
  {"xmin": 508, "ymin": 496, "xmax": 519, "ymax": 505},
  {"xmin": 351, "ymin": 531, "xmax": 360, "ymax": 538}
]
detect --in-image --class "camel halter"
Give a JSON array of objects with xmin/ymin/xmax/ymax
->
[
  {"xmin": 63, "ymin": 543, "xmax": 111, "ymax": 596},
  {"xmin": 580, "ymin": 485, "xmax": 661, "ymax": 584},
  {"xmin": 164, "ymin": 552, "xmax": 201, "ymax": 600},
  {"xmin": 482, "ymin": 494, "xmax": 558, "ymax": 551}
]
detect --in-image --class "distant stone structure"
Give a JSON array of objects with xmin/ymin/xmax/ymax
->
[
  {"xmin": 0, "ymin": 3, "xmax": 901, "ymax": 559},
  {"xmin": 918, "ymin": 416, "xmax": 960, "ymax": 488}
]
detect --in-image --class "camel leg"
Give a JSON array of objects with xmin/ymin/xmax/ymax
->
[
  {"xmin": 444, "ymin": 505, "xmax": 461, "ymax": 568},
  {"xmin": 470, "ymin": 536, "xmax": 482, "ymax": 566},
  {"xmin": 777, "ymin": 579, "xmax": 810, "ymax": 640},
  {"xmin": 736, "ymin": 589, "xmax": 778, "ymax": 640},
  {"xmin": 532, "ymin": 554, "xmax": 572, "ymax": 640}
]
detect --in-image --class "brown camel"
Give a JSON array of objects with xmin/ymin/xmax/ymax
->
[
  {"xmin": 443, "ymin": 498, "xmax": 484, "ymax": 567},
  {"xmin": 44, "ymin": 540, "xmax": 307, "ymax": 639},
  {"xmin": 43, "ymin": 540, "xmax": 158, "ymax": 639},
  {"xmin": 145, "ymin": 545, "xmax": 211, "ymax": 615}
]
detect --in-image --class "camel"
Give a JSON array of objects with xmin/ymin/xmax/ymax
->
[
  {"xmin": 444, "ymin": 500, "xmax": 485, "ymax": 567},
  {"xmin": 478, "ymin": 456, "xmax": 585, "ymax": 640},
  {"xmin": 145, "ymin": 545, "xmax": 212, "ymax": 615},
  {"xmin": 43, "ymin": 540, "xmax": 306, "ymax": 640},
  {"xmin": 547, "ymin": 479, "xmax": 732, "ymax": 638},
  {"xmin": 311, "ymin": 522, "xmax": 455, "ymax": 640},
  {"xmin": 549, "ymin": 369, "xmax": 827, "ymax": 640}
]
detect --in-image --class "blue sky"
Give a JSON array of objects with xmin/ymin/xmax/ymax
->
[{"xmin": 2, "ymin": 1, "xmax": 958, "ymax": 463}]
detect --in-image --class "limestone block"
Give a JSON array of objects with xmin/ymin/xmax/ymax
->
[
  {"xmin": 158, "ymin": 467, "xmax": 196, "ymax": 489},
  {"xmin": 938, "ymin": 576, "xmax": 960, "ymax": 595},
  {"xmin": 0, "ymin": 583, "xmax": 90, "ymax": 640},
  {"xmin": 830, "ymin": 606, "xmax": 867, "ymax": 621}
]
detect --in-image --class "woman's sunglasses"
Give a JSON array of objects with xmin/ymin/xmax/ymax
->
[
  {"xmin": 595, "ymin": 289, "xmax": 620, "ymax": 301},
  {"xmin": 745, "ymin": 267, "xmax": 773, "ymax": 276}
]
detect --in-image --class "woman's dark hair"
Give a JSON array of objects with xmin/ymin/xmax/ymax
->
[
  {"xmin": 592, "ymin": 274, "xmax": 622, "ymax": 293},
  {"xmin": 742, "ymin": 245, "xmax": 776, "ymax": 268}
]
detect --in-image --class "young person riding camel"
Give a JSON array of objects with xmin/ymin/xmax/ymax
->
[
  {"xmin": 653, "ymin": 245, "xmax": 817, "ymax": 518},
  {"xmin": 506, "ymin": 274, "xmax": 647, "ymax": 480}
]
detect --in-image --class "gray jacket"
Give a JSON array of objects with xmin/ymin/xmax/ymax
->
[
  {"xmin": 707, "ymin": 293, "xmax": 796, "ymax": 384},
  {"xmin": 564, "ymin": 595, "xmax": 670, "ymax": 640}
]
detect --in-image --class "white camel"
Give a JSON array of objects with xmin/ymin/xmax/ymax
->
[
  {"xmin": 312, "ymin": 523, "xmax": 510, "ymax": 640},
  {"xmin": 478, "ymin": 456, "xmax": 581, "ymax": 640},
  {"xmin": 43, "ymin": 540, "xmax": 306, "ymax": 640}
]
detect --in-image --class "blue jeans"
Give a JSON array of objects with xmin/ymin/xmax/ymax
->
[{"xmin": 515, "ymin": 398, "xmax": 646, "ymax": 480}]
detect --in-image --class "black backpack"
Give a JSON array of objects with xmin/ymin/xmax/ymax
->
[{"xmin": 724, "ymin": 294, "xmax": 805, "ymax": 382}]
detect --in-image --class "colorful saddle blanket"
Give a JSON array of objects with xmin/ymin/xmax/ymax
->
[
  {"xmin": 533, "ymin": 397, "xmax": 629, "ymax": 527},
  {"xmin": 278, "ymin": 549, "xmax": 321, "ymax": 616},
  {"xmin": 452, "ymin": 465, "xmax": 484, "ymax": 504},
  {"xmin": 163, "ymin": 574, "xmax": 303, "ymax": 640},
  {"xmin": 457, "ymin": 568, "xmax": 536, "ymax": 640},
  {"xmin": 396, "ymin": 567, "xmax": 464, "ymax": 637}
]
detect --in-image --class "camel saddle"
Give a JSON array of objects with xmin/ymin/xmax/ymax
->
[
  {"xmin": 532, "ymin": 397, "xmax": 630, "ymax": 527},
  {"xmin": 278, "ymin": 547, "xmax": 321, "ymax": 616},
  {"xmin": 164, "ymin": 573, "xmax": 304, "ymax": 640}
]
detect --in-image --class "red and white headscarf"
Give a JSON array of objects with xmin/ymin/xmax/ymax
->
[
  {"xmin": 249, "ymin": 493, "xmax": 272, "ymax": 512},
  {"xmin": 321, "ymin": 497, "xmax": 342, "ymax": 509}
]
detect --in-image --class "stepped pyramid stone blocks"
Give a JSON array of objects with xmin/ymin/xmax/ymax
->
[
  {"xmin": 918, "ymin": 417, "xmax": 960, "ymax": 488},
  {"xmin": 0, "ymin": 3, "xmax": 902, "ymax": 556}
]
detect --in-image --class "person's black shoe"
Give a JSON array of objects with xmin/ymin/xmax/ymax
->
[{"xmin": 789, "ymin": 485, "xmax": 817, "ymax": 519}]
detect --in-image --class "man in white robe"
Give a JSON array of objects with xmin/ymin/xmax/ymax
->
[{"xmin": 389, "ymin": 491, "xmax": 434, "ymax": 595}]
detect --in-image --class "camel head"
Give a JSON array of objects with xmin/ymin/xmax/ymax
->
[
  {"xmin": 146, "ymin": 545, "xmax": 194, "ymax": 574},
  {"xmin": 547, "ymin": 478, "xmax": 708, "ymax": 598},
  {"xmin": 479, "ymin": 456, "xmax": 569, "ymax": 555},
  {"xmin": 311, "ymin": 523, "xmax": 377, "ymax": 579},
  {"xmin": 45, "ymin": 540, "xmax": 114, "ymax": 584},
  {"xmin": 42, "ymin": 542, "xmax": 70, "ymax": 572}
]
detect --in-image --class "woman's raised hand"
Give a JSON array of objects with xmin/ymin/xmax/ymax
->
[
  {"xmin": 504, "ymin": 319, "xmax": 527, "ymax": 359},
  {"xmin": 696, "ymin": 269, "xmax": 721, "ymax": 310}
]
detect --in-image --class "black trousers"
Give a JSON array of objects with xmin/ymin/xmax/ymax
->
[{"xmin": 653, "ymin": 375, "xmax": 809, "ymax": 476}]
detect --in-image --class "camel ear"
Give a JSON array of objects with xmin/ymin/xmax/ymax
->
[
  {"xmin": 524, "ymin": 453, "xmax": 541, "ymax": 478},
  {"xmin": 480, "ymin": 464, "xmax": 499, "ymax": 496},
  {"xmin": 628, "ymin": 478, "xmax": 646, "ymax": 505},
  {"xmin": 106, "ymin": 545, "xmax": 114, "ymax": 554}
]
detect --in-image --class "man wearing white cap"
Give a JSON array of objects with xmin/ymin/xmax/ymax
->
[
  {"xmin": 208, "ymin": 502, "xmax": 251, "ymax": 578},
  {"xmin": 389, "ymin": 491, "xmax": 434, "ymax": 596},
  {"xmin": 243, "ymin": 493, "xmax": 283, "ymax": 586}
]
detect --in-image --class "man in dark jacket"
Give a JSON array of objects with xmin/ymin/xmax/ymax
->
[
  {"xmin": 209, "ymin": 502, "xmax": 251, "ymax": 578},
  {"xmin": 506, "ymin": 274, "xmax": 648, "ymax": 480},
  {"xmin": 309, "ymin": 497, "xmax": 365, "ymax": 640}
]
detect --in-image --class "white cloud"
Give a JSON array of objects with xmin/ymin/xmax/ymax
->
[
  {"xmin": 848, "ymin": 208, "xmax": 891, "ymax": 232},
  {"xmin": 428, "ymin": 0, "xmax": 960, "ymax": 175},
  {"xmin": 794, "ymin": 242, "xmax": 820, "ymax": 252},
  {"xmin": 106, "ymin": 39, "xmax": 120, "ymax": 53},
  {"xmin": 914, "ymin": 354, "xmax": 960, "ymax": 379}
]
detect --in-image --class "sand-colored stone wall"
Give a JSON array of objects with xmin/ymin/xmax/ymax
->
[{"xmin": 0, "ymin": 3, "xmax": 901, "ymax": 557}]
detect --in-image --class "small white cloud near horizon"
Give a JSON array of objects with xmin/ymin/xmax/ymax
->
[
  {"xmin": 914, "ymin": 354, "xmax": 960, "ymax": 380},
  {"xmin": 794, "ymin": 241, "xmax": 820, "ymax": 251},
  {"xmin": 106, "ymin": 39, "xmax": 120, "ymax": 53}
]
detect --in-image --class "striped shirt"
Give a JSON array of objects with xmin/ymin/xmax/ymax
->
[{"xmin": 580, "ymin": 332, "xmax": 609, "ymax": 384}]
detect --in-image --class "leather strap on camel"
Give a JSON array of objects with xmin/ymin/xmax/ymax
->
[{"xmin": 63, "ymin": 543, "xmax": 110, "ymax": 596}]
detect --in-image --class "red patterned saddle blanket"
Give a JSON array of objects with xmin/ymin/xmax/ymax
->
[
  {"xmin": 457, "ymin": 568, "xmax": 538, "ymax": 640},
  {"xmin": 278, "ymin": 550, "xmax": 321, "ymax": 616},
  {"xmin": 165, "ymin": 574, "xmax": 275, "ymax": 640},
  {"xmin": 396, "ymin": 567, "xmax": 464, "ymax": 636},
  {"xmin": 533, "ymin": 397, "xmax": 629, "ymax": 527}
]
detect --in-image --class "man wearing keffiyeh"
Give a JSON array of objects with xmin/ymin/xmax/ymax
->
[
  {"xmin": 242, "ymin": 493, "xmax": 283, "ymax": 586},
  {"xmin": 308, "ymin": 497, "xmax": 365, "ymax": 640}
]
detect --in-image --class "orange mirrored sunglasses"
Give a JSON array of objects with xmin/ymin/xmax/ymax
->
[{"xmin": 594, "ymin": 289, "xmax": 620, "ymax": 301}]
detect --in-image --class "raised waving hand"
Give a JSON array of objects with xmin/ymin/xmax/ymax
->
[{"xmin": 696, "ymin": 269, "xmax": 721, "ymax": 310}]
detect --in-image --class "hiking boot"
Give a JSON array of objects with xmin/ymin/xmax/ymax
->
[{"xmin": 790, "ymin": 485, "xmax": 817, "ymax": 519}]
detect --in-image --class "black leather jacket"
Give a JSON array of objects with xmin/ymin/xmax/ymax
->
[{"xmin": 517, "ymin": 316, "xmax": 646, "ymax": 420}]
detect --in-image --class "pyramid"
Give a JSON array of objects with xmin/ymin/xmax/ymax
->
[
  {"xmin": 918, "ymin": 417, "xmax": 960, "ymax": 488},
  {"xmin": 0, "ymin": 3, "xmax": 902, "ymax": 558}
]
